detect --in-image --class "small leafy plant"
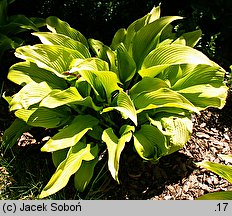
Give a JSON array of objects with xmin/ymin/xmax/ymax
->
[
  {"xmin": 196, "ymin": 154, "xmax": 232, "ymax": 200},
  {"xmin": 0, "ymin": 0, "xmax": 45, "ymax": 97},
  {"xmin": 2, "ymin": 5, "xmax": 228, "ymax": 198},
  {"xmin": 0, "ymin": 0, "xmax": 45, "ymax": 59}
]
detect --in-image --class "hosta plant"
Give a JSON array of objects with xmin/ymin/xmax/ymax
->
[{"xmin": 2, "ymin": 5, "xmax": 228, "ymax": 198}]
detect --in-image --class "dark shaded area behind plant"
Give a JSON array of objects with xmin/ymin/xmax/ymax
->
[{"xmin": 7, "ymin": 0, "xmax": 232, "ymax": 70}]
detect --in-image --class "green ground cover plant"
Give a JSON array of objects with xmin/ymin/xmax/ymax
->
[
  {"xmin": 0, "ymin": 0, "xmax": 45, "ymax": 99},
  {"xmin": 196, "ymin": 154, "xmax": 232, "ymax": 200},
  {"xmin": 2, "ymin": 5, "xmax": 228, "ymax": 198},
  {"xmin": 0, "ymin": 0, "xmax": 44, "ymax": 59}
]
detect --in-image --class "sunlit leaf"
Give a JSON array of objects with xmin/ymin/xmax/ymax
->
[
  {"xmin": 46, "ymin": 16, "xmax": 88, "ymax": 48},
  {"xmin": 15, "ymin": 44, "xmax": 85, "ymax": 76},
  {"xmin": 15, "ymin": 106, "xmax": 72, "ymax": 128},
  {"xmin": 133, "ymin": 88, "xmax": 199, "ymax": 114},
  {"xmin": 148, "ymin": 113, "xmax": 193, "ymax": 154},
  {"xmin": 197, "ymin": 191, "xmax": 232, "ymax": 200},
  {"xmin": 39, "ymin": 142, "xmax": 96, "ymax": 198},
  {"xmin": 177, "ymin": 84, "xmax": 227, "ymax": 110},
  {"xmin": 196, "ymin": 161, "xmax": 232, "ymax": 184},
  {"xmin": 139, "ymin": 44, "xmax": 218, "ymax": 78},
  {"xmin": 132, "ymin": 16, "xmax": 182, "ymax": 67},
  {"xmin": 123, "ymin": 4, "xmax": 162, "ymax": 53},
  {"xmin": 40, "ymin": 87, "xmax": 102, "ymax": 111},
  {"xmin": 33, "ymin": 32, "xmax": 91, "ymax": 58},
  {"xmin": 10, "ymin": 81, "xmax": 52, "ymax": 111},
  {"xmin": 78, "ymin": 70, "xmax": 121, "ymax": 102},
  {"xmin": 89, "ymin": 38, "xmax": 117, "ymax": 71},
  {"xmin": 70, "ymin": 57, "xmax": 109, "ymax": 73},
  {"xmin": 116, "ymin": 43, "xmax": 136, "ymax": 83},
  {"xmin": 171, "ymin": 65, "xmax": 228, "ymax": 110},
  {"xmin": 8, "ymin": 61, "xmax": 67, "ymax": 89},
  {"xmin": 102, "ymin": 90, "xmax": 137, "ymax": 125},
  {"xmin": 111, "ymin": 28, "xmax": 127, "ymax": 50},
  {"xmin": 129, "ymin": 77, "xmax": 169, "ymax": 99},
  {"xmin": 41, "ymin": 115, "xmax": 99, "ymax": 152},
  {"xmin": 102, "ymin": 125, "xmax": 134, "ymax": 182},
  {"xmin": 174, "ymin": 29, "xmax": 202, "ymax": 47},
  {"xmin": 147, "ymin": 4, "xmax": 161, "ymax": 23}
]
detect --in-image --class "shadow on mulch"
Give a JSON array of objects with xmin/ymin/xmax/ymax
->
[{"xmin": 94, "ymin": 149, "xmax": 196, "ymax": 200}]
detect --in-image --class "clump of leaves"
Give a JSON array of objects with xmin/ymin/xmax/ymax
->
[
  {"xmin": 0, "ymin": 0, "xmax": 45, "ymax": 59},
  {"xmin": 2, "ymin": 5, "xmax": 228, "ymax": 198}
]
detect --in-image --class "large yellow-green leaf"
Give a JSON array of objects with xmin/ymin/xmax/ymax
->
[
  {"xmin": 139, "ymin": 44, "xmax": 217, "ymax": 78},
  {"xmin": 170, "ymin": 64, "xmax": 228, "ymax": 110},
  {"xmin": 116, "ymin": 43, "xmax": 136, "ymax": 83},
  {"xmin": 123, "ymin": 14, "xmax": 148, "ymax": 53},
  {"xmin": 133, "ymin": 124, "xmax": 168, "ymax": 162},
  {"xmin": 70, "ymin": 57, "xmax": 109, "ymax": 73},
  {"xmin": 177, "ymin": 84, "xmax": 228, "ymax": 110},
  {"xmin": 133, "ymin": 88, "xmax": 199, "ymax": 114},
  {"xmin": 129, "ymin": 77, "xmax": 169, "ymax": 100},
  {"xmin": 46, "ymin": 16, "xmax": 88, "ymax": 48},
  {"xmin": 74, "ymin": 146, "xmax": 99, "ymax": 192},
  {"xmin": 2, "ymin": 118, "xmax": 30, "ymax": 149},
  {"xmin": 15, "ymin": 44, "xmax": 85, "ymax": 76},
  {"xmin": 172, "ymin": 64, "xmax": 226, "ymax": 90},
  {"xmin": 41, "ymin": 115, "xmax": 99, "ymax": 152},
  {"xmin": 15, "ymin": 107, "xmax": 72, "ymax": 128},
  {"xmin": 197, "ymin": 191, "xmax": 232, "ymax": 200},
  {"xmin": 196, "ymin": 161, "xmax": 232, "ymax": 184},
  {"xmin": 78, "ymin": 70, "xmax": 121, "ymax": 103},
  {"xmin": 148, "ymin": 113, "xmax": 193, "ymax": 154},
  {"xmin": 39, "ymin": 142, "xmax": 96, "ymax": 198},
  {"xmin": 9, "ymin": 81, "xmax": 52, "ymax": 111},
  {"xmin": 174, "ymin": 29, "xmax": 202, "ymax": 47},
  {"xmin": 33, "ymin": 32, "xmax": 91, "ymax": 58},
  {"xmin": 40, "ymin": 87, "xmax": 102, "ymax": 111},
  {"xmin": 88, "ymin": 39, "xmax": 117, "ymax": 71},
  {"xmin": 147, "ymin": 4, "xmax": 161, "ymax": 23},
  {"xmin": 123, "ymin": 4, "xmax": 161, "ymax": 53},
  {"xmin": 110, "ymin": 28, "xmax": 127, "ymax": 50},
  {"xmin": 132, "ymin": 16, "xmax": 182, "ymax": 67},
  {"xmin": 8, "ymin": 61, "xmax": 67, "ymax": 89},
  {"xmin": 102, "ymin": 125, "xmax": 135, "ymax": 182},
  {"xmin": 102, "ymin": 90, "xmax": 137, "ymax": 125}
]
